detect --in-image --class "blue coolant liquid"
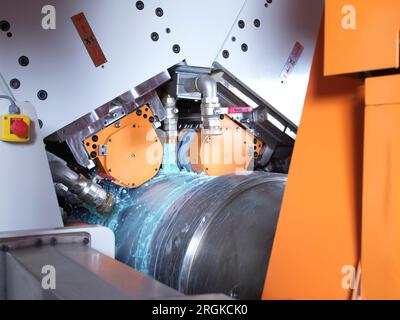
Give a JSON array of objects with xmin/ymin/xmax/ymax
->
[{"xmin": 67, "ymin": 169, "xmax": 214, "ymax": 275}]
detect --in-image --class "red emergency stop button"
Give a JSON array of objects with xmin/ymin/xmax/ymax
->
[{"xmin": 11, "ymin": 118, "xmax": 29, "ymax": 138}]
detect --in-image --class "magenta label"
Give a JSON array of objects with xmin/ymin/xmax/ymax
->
[{"xmin": 280, "ymin": 41, "xmax": 304, "ymax": 82}]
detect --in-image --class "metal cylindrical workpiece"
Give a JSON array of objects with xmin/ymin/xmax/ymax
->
[{"xmin": 69, "ymin": 171, "xmax": 286, "ymax": 299}]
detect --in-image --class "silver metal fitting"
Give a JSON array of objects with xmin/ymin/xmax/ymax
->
[
  {"xmin": 200, "ymin": 100, "xmax": 222, "ymax": 136},
  {"xmin": 47, "ymin": 152, "xmax": 115, "ymax": 215},
  {"xmin": 162, "ymin": 94, "xmax": 179, "ymax": 141},
  {"xmin": 184, "ymin": 75, "xmax": 223, "ymax": 136}
]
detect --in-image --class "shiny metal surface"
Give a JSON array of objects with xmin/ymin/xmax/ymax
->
[
  {"xmin": 184, "ymin": 74, "xmax": 223, "ymax": 136},
  {"xmin": 69, "ymin": 171, "xmax": 286, "ymax": 299},
  {"xmin": 2, "ymin": 244, "xmax": 184, "ymax": 300},
  {"xmin": 217, "ymin": 72, "xmax": 296, "ymax": 147},
  {"xmin": 48, "ymin": 152, "xmax": 115, "ymax": 214},
  {"xmin": 162, "ymin": 94, "xmax": 179, "ymax": 170}
]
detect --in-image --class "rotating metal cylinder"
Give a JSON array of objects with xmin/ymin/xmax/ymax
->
[{"xmin": 70, "ymin": 171, "xmax": 286, "ymax": 299}]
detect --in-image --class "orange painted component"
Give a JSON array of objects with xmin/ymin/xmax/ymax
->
[
  {"xmin": 84, "ymin": 106, "xmax": 163, "ymax": 188},
  {"xmin": 325, "ymin": 0, "xmax": 400, "ymax": 76},
  {"xmin": 263, "ymin": 28, "xmax": 364, "ymax": 299},
  {"xmin": 71, "ymin": 12, "xmax": 107, "ymax": 67},
  {"xmin": 362, "ymin": 74, "xmax": 400, "ymax": 299},
  {"xmin": 188, "ymin": 115, "xmax": 263, "ymax": 176}
]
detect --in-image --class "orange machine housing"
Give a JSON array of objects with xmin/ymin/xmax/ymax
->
[
  {"xmin": 325, "ymin": 0, "xmax": 400, "ymax": 76},
  {"xmin": 362, "ymin": 75, "xmax": 400, "ymax": 299},
  {"xmin": 266, "ymin": 1, "xmax": 400, "ymax": 300},
  {"xmin": 188, "ymin": 115, "xmax": 263, "ymax": 176},
  {"xmin": 263, "ymin": 27, "xmax": 365, "ymax": 300},
  {"xmin": 84, "ymin": 105, "xmax": 163, "ymax": 188}
]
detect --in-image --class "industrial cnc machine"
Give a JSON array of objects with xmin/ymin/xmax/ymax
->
[{"xmin": 0, "ymin": 0, "xmax": 324, "ymax": 300}]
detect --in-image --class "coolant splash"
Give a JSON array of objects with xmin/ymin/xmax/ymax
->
[
  {"xmin": 67, "ymin": 169, "xmax": 213, "ymax": 275},
  {"xmin": 162, "ymin": 143, "xmax": 180, "ymax": 173}
]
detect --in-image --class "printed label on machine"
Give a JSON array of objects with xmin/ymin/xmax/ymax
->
[
  {"xmin": 280, "ymin": 41, "xmax": 304, "ymax": 82},
  {"xmin": 71, "ymin": 12, "xmax": 107, "ymax": 67}
]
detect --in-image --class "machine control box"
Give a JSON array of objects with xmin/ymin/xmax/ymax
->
[{"xmin": 0, "ymin": 114, "xmax": 30, "ymax": 143}]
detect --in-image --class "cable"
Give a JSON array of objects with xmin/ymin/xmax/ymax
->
[{"xmin": 0, "ymin": 95, "xmax": 20, "ymax": 114}]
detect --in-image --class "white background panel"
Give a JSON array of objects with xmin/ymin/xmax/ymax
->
[
  {"xmin": 0, "ymin": 102, "xmax": 63, "ymax": 232},
  {"xmin": 215, "ymin": 0, "xmax": 324, "ymax": 126},
  {"xmin": 0, "ymin": 0, "xmax": 245, "ymax": 137}
]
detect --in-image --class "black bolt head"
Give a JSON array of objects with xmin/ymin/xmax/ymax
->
[
  {"xmin": 0, "ymin": 20, "xmax": 10, "ymax": 31},
  {"xmin": 10, "ymin": 78, "xmax": 20, "ymax": 89},
  {"xmin": 37, "ymin": 90, "xmax": 48, "ymax": 101},
  {"xmin": 136, "ymin": 1, "xmax": 144, "ymax": 10},
  {"xmin": 172, "ymin": 44, "xmax": 180, "ymax": 54},
  {"xmin": 18, "ymin": 56, "xmax": 29, "ymax": 67}
]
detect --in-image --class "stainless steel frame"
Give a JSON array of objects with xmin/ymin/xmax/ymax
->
[{"xmin": 0, "ymin": 233, "xmax": 183, "ymax": 300}]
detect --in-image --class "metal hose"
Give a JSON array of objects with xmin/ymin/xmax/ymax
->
[{"xmin": 47, "ymin": 152, "xmax": 115, "ymax": 214}]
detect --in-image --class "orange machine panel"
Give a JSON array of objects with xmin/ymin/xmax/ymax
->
[
  {"xmin": 362, "ymin": 75, "xmax": 400, "ymax": 299},
  {"xmin": 263, "ymin": 28, "xmax": 364, "ymax": 299},
  {"xmin": 84, "ymin": 106, "xmax": 163, "ymax": 188},
  {"xmin": 188, "ymin": 116, "xmax": 263, "ymax": 176},
  {"xmin": 325, "ymin": 0, "xmax": 400, "ymax": 76}
]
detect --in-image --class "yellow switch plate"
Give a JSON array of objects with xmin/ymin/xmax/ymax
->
[{"xmin": 0, "ymin": 114, "xmax": 30, "ymax": 143}]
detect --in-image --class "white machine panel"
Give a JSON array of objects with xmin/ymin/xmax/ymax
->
[
  {"xmin": 215, "ymin": 0, "xmax": 324, "ymax": 126},
  {"xmin": 0, "ymin": 225, "xmax": 115, "ymax": 258},
  {"xmin": 0, "ymin": 101, "xmax": 63, "ymax": 232},
  {"xmin": 0, "ymin": 0, "xmax": 245, "ymax": 138}
]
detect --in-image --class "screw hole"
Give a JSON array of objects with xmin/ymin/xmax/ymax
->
[
  {"xmin": 37, "ymin": 90, "xmax": 48, "ymax": 101},
  {"xmin": 136, "ymin": 1, "xmax": 144, "ymax": 10},
  {"xmin": 172, "ymin": 44, "xmax": 181, "ymax": 54},
  {"xmin": 155, "ymin": 7, "xmax": 164, "ymax": 17},
  {"xmin": 151, "ymin": 32, "xmax": 159, "ymax": 42},
  {"xmin": 18, "ymin": 56, "xmax": 29, "ymax": 67},
  {"xmin": 10, "ymin": 78, "xmax": 20, "ymax": 89}
]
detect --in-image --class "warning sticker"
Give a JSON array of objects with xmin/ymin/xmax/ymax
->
[
  {"xmin": 280, "ymin": 41, "xmax": 304, "ymax": 82},
  {"xmin": 71, "ymin": 12, "xmax": 107, "ymax": 67}
]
